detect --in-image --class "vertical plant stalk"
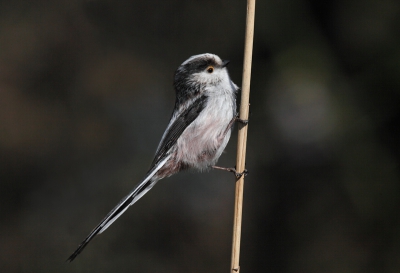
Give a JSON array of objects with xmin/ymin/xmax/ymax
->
[{"xmin": 230, "ymin": 0, "xmax": 255, "ymax": 272}]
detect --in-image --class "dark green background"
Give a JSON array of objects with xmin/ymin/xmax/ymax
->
[{"xmin": 1, "ymin": 0, "xmax": 399, "ymax": 272}]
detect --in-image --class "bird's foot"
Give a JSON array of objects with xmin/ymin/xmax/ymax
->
[
  {"xmin": 235, "ymin": 115, "xmax": 248, "ymax": 125},
  {"xmin": 212, "ymin": 165, "xmax": 248, "ymax": 179}
]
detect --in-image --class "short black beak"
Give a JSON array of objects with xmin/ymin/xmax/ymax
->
[{"xmin": 222, "ymin": 60, "xmax": 230, "ymax": 67}]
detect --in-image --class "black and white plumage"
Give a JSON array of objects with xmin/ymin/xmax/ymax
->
[{"xmin": 67, "ymin": 53, "xmax": 238, "ymax": 261}]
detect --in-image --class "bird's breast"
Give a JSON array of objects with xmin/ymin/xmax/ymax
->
[{"xmin": 175, "ymin": 92, "xmax": 235, "ymax": 170}]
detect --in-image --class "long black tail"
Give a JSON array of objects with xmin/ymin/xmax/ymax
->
[
  {"xmin": 67, "ymin": 191, "xmax": 138, "ymax": 262},
  {"xmin": 67, "ymin": 155, "xmax": 170, "ymax": 262}
]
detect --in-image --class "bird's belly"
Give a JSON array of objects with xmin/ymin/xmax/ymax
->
[{"xmin": 176, "ymin": 95, "xmax": 234, "ymax": 170}]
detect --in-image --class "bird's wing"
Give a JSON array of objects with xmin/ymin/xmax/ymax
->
[
  {"xmin": 67, "ymin": 95, "xmax": 208, "ymax": 262},
  {"xmin": 150, "ymin": 94, "xmax": 208, "ymax": 168}
]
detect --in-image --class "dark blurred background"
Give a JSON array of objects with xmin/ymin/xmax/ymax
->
[{"xmin": 1, "ymin": 0, "xmax": 399, "ymax": 272}]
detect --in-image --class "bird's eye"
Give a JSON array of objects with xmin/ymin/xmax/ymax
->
[{"xmin": 207, "ymin": 66, "xmax": 214, "ymax": 73}]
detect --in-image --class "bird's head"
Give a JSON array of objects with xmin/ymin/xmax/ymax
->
[{"xmin": 174, "ymin": 53, "xmax": 231, "ymax": 102}]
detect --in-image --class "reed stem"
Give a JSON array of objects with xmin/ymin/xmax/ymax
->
[{"xmin": 230, "ymin": 0, "xmax": 256, "ymax": 272}]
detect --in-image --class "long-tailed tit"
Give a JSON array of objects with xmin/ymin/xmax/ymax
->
[{"xmin": 67, "ymin": 53, "xmax": 242, "ymax": 261}]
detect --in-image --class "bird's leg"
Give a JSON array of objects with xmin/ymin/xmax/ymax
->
[
  {"xmin": 212, "ymin": 165, "xmax": 248, "ymax": 179},
  {"xmin": 223, "ymin": 113, "xmax": 249, "ymax": 136},
  {"xmin": 235, "ymin": 102, "xmax": 250, "ymax": 125},
  {"xmin": 235, "ymin": 113, "xmax": 249, "ymax": 125}
]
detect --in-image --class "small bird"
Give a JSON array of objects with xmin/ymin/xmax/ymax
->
[{"xmin": 67, "ymin": 53, "xmax": 245, "ymax": 261}]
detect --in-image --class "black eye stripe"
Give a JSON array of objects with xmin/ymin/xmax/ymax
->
[{"xmin": 184, "ymin": 57, "xmax": 218, "ymax": 73}]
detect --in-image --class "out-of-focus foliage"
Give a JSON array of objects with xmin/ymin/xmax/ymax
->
[{"xmin": 0, "ymin": 0, "xmax": 399, "ymax": 272}]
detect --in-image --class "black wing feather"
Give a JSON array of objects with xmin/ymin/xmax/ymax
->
[{"xmin": 150, "ymin": 95, "xmax": 208, "ymax": 167}]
